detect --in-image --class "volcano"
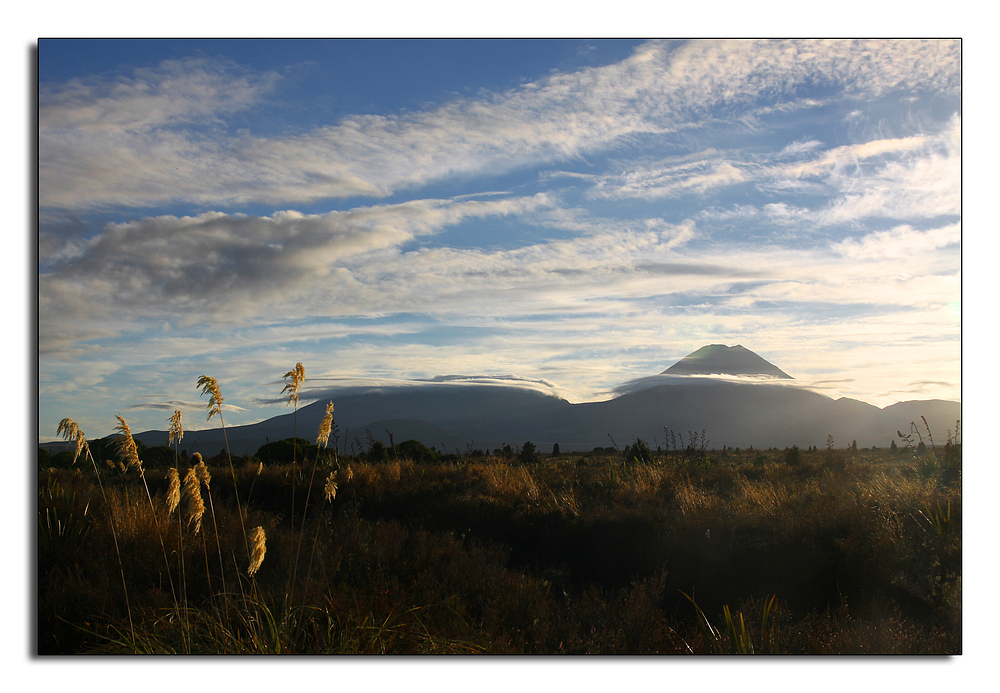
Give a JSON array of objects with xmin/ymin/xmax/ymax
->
[
  {"xmin": 661, "ymin": 344, "xmax": 793, "ymax": 379},
  {"xmin": 109, "ymin": 344, "xmax": 958, "ymax": 455}
]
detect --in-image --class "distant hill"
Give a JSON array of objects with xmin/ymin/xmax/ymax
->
[{"xmin": 94, "ymin": 345, "xmax": 960, "ymax": 457}]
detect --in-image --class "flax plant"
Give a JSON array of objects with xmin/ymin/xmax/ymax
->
[
  {"xmin": 682, "ymin": 592, "xmax": 779, "ymax": 654},
  {"xmin": 57, "ymin": 418, "xmax": 135, "ymax": 650}
]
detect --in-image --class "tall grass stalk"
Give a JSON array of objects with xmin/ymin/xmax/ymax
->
[
  {"xmin": 165, "ymin": 467, "xmax": 191, "ymax": 652},
  {"xmin": 288, "ymin": 401, "xmax": 334, "ymax": 633},
  {"xmin": 57, "ymin": 418, "xmax": 136, "ymax": 651},
  {"xmin": 281, "ymin": 363, "xmax": 305, "ymax": 517},
  {"xmin": 114, "ymin": 415, "xmax": 179, "ymax": 611},
  {"xmin": 194, "ymin": 454, "xmax": 227, "ymax": 621},
  {"xmin": 197, "ymin": 376, "xmax": 251, "ymax": 571}
]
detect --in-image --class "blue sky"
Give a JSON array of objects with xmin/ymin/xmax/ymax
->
[{"xmin": 38, "ymin": 38, "xmax": 961, "ymax": 442}]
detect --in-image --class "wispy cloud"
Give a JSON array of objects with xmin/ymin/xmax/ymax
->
[{"xmin": 40, "ymin": 40, "xmax": 960, "ymax": 212}]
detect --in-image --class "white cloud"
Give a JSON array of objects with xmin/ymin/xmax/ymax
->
[
  {"xmin": 39, "ymin": 40, "xmax": 961, "ymax": 211},
  {"xmin": 779, "ymin": 139, "xmax": 824, "ymax": 157},
  {"xmin": 588, "ymin": 152, "xmax": 749, "ymax": 200},
  {"xmin": 832, "ymin": 223, "xmax": 961, "ymax": 260}
]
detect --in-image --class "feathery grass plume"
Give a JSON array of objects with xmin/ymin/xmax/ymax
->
[
  {"xmin": 190, "ymin": 452, "xmax": 224, "ymax": 613},
  {"xmin": 114, "ymin": 414, "xmax": 179, "ymax": 610},
  {"xmin": 56, "ymin": 418, "xmax": 89, "ymax": 465},
  {"xmin": 166, "ymin": 464, "xmax": 189, "ymax": 649},
  {"xmin": 282, "ymin": 365, "xmax": 306, "ymax": 514},
  {"xmin": 113, "ymin": 415, "xmax": 142, "ymax": 472},
  {"xmin": 193, "ymin": 453, "xmax": 211, "ymax": 486},
  {"xmin": 317, "ymin": 402, "xmax": 335, "ymax": 448},
  {"xmin": 287, "ymin": 402, "xmax": 334, "ymax": 623},
  {"xmin": 248, "ymin": 526, "xmax": 266, "ymax": 578},
  {"xmin": 168, "ymin": 410, "xmax": 183, "ymax": 446},
  {"xmin": 166, "ymin": 468, "xmax": 181, "ymax": 515},
  {"xmin": 324, "ymin": 473, "xmax": 338, "ymax": 502},
  {"xmin": 181, "ymin": 468, "xmax": 205, "ymax": 534},
  {"xmin": 197, "ymin": 376, "xmax": 224, "ymax": 421},
  {"xmin": 281, "ymin": 363, "xmax": 305, "ymax": 407},
  {"xmin": 196, "ymin": 374, "xmax": 250, "ymax": 573}
]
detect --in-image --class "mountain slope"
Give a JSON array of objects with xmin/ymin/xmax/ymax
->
[{"xmin": 123, "ymin": 346, "xmax": 959, "ymax": 455}]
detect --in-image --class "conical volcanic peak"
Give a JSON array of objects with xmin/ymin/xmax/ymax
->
[{"xmin": 661, "ymin": 344, "xmax": 793, "ymax": 379}]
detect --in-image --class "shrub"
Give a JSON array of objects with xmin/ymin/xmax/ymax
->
[{"xmin": 517, "ymin": 441, "xmax": 540, "ymax": 465}]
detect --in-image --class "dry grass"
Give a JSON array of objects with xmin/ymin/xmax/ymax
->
[{"xmin": 40, "ymin": 412, "xmax": 960, "ymax": 654}]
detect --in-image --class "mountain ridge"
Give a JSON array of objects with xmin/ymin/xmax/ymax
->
[{"xmin": 115, "ymin": 345, "xmax": 958, "ymax": 455}]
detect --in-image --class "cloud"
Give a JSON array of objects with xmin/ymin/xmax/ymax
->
[
  {"xmin": 589, "ymin": 115, "xmax": 959, "ymax": 224},
  {"xmin": 40, "ymin": 40, "xmax": 961, "ymax": 211},
  {"xmin": 779, "ymin": 139, "xmax": 824, "ymax": 157},
  {"xmin": 832, "ymin": 223, "xmax": 961, "ymax": 260},
  {"xmin": 39, "ymin": 194, "xmax": 553, "ymax": 354},
  {"xmin": 588, "ymin": 151, "xmax": 749, "ymax": 200}
]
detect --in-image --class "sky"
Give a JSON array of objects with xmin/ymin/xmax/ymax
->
[{"xmin": 37, "ymin": 38, "xmax": 962, "ymax": 442}]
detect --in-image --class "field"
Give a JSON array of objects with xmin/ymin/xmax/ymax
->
[{"xmin": 38, "ymin": 418, "xmax": 961, "ymax": 655}]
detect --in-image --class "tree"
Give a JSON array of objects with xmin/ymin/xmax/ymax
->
[
  {"xmin": 552, "ymin": 443, "xmax": 560, "ymax": 457},
  {"xmin": 397, "ymin": 439, "xmax": 439, "ymax": 463},
  {"xmin": 518, "ymin": 441, "xmax": 539, "ymax": 465}
]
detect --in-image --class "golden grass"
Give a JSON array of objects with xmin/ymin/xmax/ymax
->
[
  {"xmin": 324, "ymin": 473, "xmax": 338, "ymax": 503},
  {"xmin": 56, "ymin": 418, "xmax": 89, "ymax": 466},
  {"xmin": 181, "ymin": 467, "xmax": 205, "ymax": 534},
  {"xmin": 104, "ymin": 485, "xmax": 163, "ymax": 540},
  {"xmin": 316, "ymin": 402, "xmax": 334, "ymax": 448},
  {"xmin": 674, "ymin": 477, "xmax": 717, "ymax": 516},
  {"xmin": 194, "ymin": 454, "xmax": 211, "ymax": 485},
  {"xmin": 196, "ymin": 376, "xmax": 224, "ymax": 421},
  {"xmin": 281, "ymin": 363, "xmax": 305, "ymax": 408},
  {"xmin": 482, "ymin": 462, "xmax": 542, "ymax": 505},
  {"xmin": 166, "ymin": 468, "xmax": 181, "ymax": 515},
  {"xmin": 168, "ymin": 410, "xmax": 183, "ymax": 447},
  {"xmin": 113, "ymin": 415, "xmax": 142, "ymax": 472},
  {"xmin": 248, "ymin": 526, "xmax": 266, "ymax": 578}
]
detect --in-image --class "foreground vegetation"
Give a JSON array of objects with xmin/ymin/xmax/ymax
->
[{"xmin": 38, "ymin": 372, "xmax": 961, "ymax": 655}]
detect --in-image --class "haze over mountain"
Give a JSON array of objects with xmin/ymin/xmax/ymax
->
[{"xmin": 107, "ymin": 345, "xmax": 960, "ymax": 457}]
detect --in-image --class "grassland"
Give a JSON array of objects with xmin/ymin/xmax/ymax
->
[{"xmin": 38, "ymin": 415, "xmax": 961, "ymax": 655}]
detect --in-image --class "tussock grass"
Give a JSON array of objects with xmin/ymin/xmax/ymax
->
[{"xmin": 40, "ymin": 381, "xmax": 960, "ymax": 654}]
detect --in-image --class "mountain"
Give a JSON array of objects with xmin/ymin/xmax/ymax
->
[
  {"xmin": 115, "ymin": 345, "xmax": 959, "ymax": 455},
  {"xmin": 661, "ymin": 344, "xmax": 792, "ymax": 379}
]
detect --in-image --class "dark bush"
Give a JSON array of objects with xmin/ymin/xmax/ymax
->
[{"xmin": 397, "ymin": 439, "xmax": 440, "ymax": 463}]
